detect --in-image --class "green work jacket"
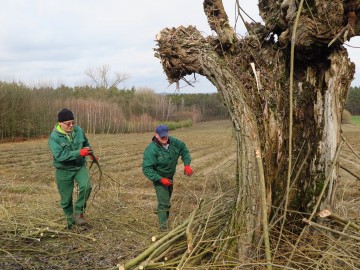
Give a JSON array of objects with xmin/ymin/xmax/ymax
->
[
  {"xmin": 49, "ymin": 124, "xmax": 90, "ymax": 170},
  {"xmin": 142, "ymin": 136, "xmax": 191, "ymax": 182}
]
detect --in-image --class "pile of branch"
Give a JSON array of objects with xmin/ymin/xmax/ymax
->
[
  {"xmin": 118, "ymin": 195, "xmax": 234, "ymax": 270},
  {"xmin": 119, "ymin": 205, "xmax": 360, "ymax": 270},
  {"xmin": 0, "ymin": 216, "xmax": 96, "ymax": 243}
]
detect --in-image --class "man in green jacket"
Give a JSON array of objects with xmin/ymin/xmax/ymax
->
[
  {"xmin": 49, "ymin": 108, "xmax": 94, "ymax": 228},
  {"xmin": 142, "ymin": 124, "xmax": 193, "ymax": 230}
]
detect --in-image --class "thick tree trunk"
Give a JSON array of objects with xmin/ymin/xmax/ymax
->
[{"xmin": 155, "ymin": 0, "xmax": 356, "ymax": 259}]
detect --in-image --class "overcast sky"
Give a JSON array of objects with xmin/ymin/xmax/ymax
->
[{"xmin": 0, "ymin": 1, "xmax": 359, "ymax": 94}]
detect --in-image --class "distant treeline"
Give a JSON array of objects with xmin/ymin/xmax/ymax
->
[
  {"xmin": 346, "ymin": 86, "xmax": 360, "ymax": 115},
  {"xmin": 0, "ymin": 81, "xmax": 228, "ymax": 141}
]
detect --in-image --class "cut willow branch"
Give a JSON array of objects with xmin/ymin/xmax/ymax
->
[
  {"xmin": 255, "ymin": 148, "xmax": 272, "ymax": 270},
  {"xmin": 281, "ymin": 0, "xmax": 304, "ymax": 256},
  {"xmin": 119, "ymin": 195, "xmax": 234, "ymax": 269},
  {"xmin": 139, "ymin": 231, "xmax": 186, "ymax": 270},
  {"xmin": 186, "ymin": 198, "xmax": 203, "ymax": 253},
  {"xmin": 341, "ymin": 134, "xmax": 360, "ymax": 160},
  {"xmin": 303, "ymin": 218, "xmax": 360, "ymax": 241},
  {"xmin": 340, "ymin": 164, "xmax": 360, "ymax": 181},
  {"xmin": 287, "ymin": 139, "xmax": 344, "ymax": 265},
  {"xmin": 120, "ymin": 222, "xmax": 188, "ymax": 270},
  {"xmin": 318, "ymin": 209, "xmax": 360, "ymax": 232},
  {"xmin": 24, "ymin": 227, "xmax": 96, "ymax": 241}
]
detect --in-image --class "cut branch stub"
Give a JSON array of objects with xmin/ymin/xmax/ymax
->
[
  {"xmin": 260, "ymin": 0, "xmax": 360, "ymax": 48},
  {"xmin": 155, "ymin": 26, "xmax": 206, "ymax": 84},
  {"xmin": 203, "ymin": 0, "xmax": 238, "ymax": 49}
]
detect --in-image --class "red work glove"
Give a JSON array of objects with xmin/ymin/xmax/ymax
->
[
  {"xmin": 160, "ymin": 178, "xmax": 172, "ymax": 187},
  {"xmin": 184, "ymin": 165, "xmax": 193, "ymax": 176},
  {"xmin": 79, "ymin": 148, "xmax": 92, "ymax": 157}
]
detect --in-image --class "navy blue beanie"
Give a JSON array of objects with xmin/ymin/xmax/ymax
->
[{"xmin": 57, "ymin": 108, "xmax": 74, "ymax": 122}]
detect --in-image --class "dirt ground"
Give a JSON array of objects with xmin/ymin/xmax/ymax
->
[
  {"xmin": 0, "ymin": 120, "xmax": 359, "ymax": 269},
  {"xmin": 336, "ymin": 124, "xmax": 360, "ymax": 219},
  {"xmin": 0, "ymin": 120, "xmax": 237, "ymax": 269}
]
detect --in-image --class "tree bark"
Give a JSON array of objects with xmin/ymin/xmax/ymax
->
[{"xmin": 155, "ymin": 0, "xmax": 356, "ymax": 258}]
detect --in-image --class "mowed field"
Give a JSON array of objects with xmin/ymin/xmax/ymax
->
[
  {"xmin": 0, "ymin": 120, "xmax": 359, "ymax": 269},
  {"xmin": 0, "ymin": 120, "xmax": 238, "ymax": 269},
  {"xmin": 337, "ymin": 124, "xmax": 360, "ymax": 218}
]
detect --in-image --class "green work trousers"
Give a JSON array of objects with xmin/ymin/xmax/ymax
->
[
  {"xmin": 55, "ymin": 166, "xmax": 92, "ymax": 227},
  {"xmin": 153, "ymin": 181, "xmax": 173, "ymax": 230}
]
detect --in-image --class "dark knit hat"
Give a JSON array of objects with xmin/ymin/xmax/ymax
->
[{"xmin": 57, "ymin": 108, "xmax": 74, "ymax": 122}]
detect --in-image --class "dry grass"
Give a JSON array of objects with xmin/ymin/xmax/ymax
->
[
  {"xmin": 0, "ymin": 120, "xmax": 237, "ymax": 269},
  {"xmin": 1, "ymin": 121, "xmax": 359, "ymax": 269}
]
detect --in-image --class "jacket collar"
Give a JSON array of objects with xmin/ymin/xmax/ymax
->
[
  {"xmin": 54, "ymin": 123, "xmax": 74, "ymax": 142},
  {"xmin": 152, "ymin": 136, "xmax": 170, "ymax": 146}
]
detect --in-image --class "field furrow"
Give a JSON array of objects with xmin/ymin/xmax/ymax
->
[{"xmin": 0, "ymin": 120, "xmax": 359, "ymax": 269}]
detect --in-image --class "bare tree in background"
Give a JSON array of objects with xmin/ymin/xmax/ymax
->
[
  {"xmin": 157, "ymin": 94, "xmax": 175, "ymax": 121},
  {"xmin": 85, "ymin": 64, "xmax": 129, "ymax": 89}
]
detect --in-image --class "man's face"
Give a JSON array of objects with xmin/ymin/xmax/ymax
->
[
  {"xmin": 59, "ymin": 120, "xmax": 75, "ymax": 133},
  {"xmin": 155, "ymin": 133, "xmax": 168, "ymax": 145}
]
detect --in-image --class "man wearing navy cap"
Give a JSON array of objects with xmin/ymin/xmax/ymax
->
[{"xmin": 142, "ymin": 124, "xmax": 193, "ymax": 230}]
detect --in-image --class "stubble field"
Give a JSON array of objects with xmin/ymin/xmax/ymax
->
[
  {"xmin": 0, "ymin": 120, "xmax": 359, "ymax": 269},
  {"xmin": 0, "ymin": 120, "xmax": 237, "ymax": 269}
]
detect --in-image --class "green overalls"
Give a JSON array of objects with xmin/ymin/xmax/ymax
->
[
  {"xmin": 142, "ymin": 136, "xmax": 191, "ymax": 230},
  {"xmin": 49, "ymin": 124, "xmax": 92, "ymax": 227}
]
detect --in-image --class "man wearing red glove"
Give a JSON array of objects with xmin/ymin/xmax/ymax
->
[
  {"xmin": 142, "ymin": 124, "xmax": 193, "ymax": 231},
  {"xmin": 49, "ymin": 108, "xmax": 95, "ymax": 229}
]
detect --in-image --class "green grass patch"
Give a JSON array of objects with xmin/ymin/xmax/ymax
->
[
  {"xmin": 157, "ymin": 119, "xmax": 193, "ymax": 130},
  {"xmin": 6, "ymin": 185, "xmax": 38, "ymax": 194},
  {"xmin": 352, "ymin": 116, "xmax": 360, "ymax": 125}
]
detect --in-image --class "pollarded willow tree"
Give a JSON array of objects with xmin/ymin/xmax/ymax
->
[{"xmin": 121, "ymin": 0, "xmax": 359, "ymax": 269}]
